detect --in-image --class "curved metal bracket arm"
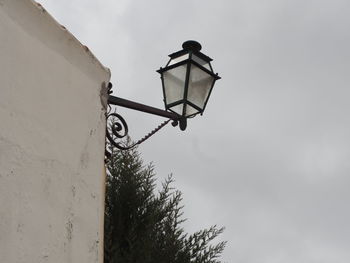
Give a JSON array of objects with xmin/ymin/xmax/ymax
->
[
  {"xmin": 105, "ymin": 94, "xmax": 187, "ymax": 157},
  {"xmin": 105, "ymin": 81, "xmax": 188, "ymax": 156}
]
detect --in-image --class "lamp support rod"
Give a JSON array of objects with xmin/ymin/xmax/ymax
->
[{"xmin": 108, "ymin": 95, "xmax": 180, "ymax": 120}]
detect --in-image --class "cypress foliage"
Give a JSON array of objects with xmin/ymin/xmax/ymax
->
[{"xmin": 104, "ymin": 144, "xmax": 226, "ymax": 263}]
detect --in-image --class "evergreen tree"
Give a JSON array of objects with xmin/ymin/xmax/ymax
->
[{"xmin": 104, "ymin": 144, "xmax": 226, "ymax": 263}]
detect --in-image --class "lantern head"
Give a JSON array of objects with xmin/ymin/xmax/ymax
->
[{"xmin": 157, "ymin": 40, "xmax": 220, "ymax": 130}]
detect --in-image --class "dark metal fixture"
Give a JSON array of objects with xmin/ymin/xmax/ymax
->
[
  {"xmin": 157, "ymin": 40, "xmax": 221, "ymax": 130},
  {"xmin": 106, "ymin": 40, "xmax": 220, "ymax": 152}
]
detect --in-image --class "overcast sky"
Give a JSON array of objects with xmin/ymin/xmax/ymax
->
[{"xmin": 38, "ymin": 0, "xmax": 350, "ymax": 262}]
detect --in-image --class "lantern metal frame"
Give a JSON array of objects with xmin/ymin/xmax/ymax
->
[{"xmin": 157, "ymin": 41, "xmax": 221, "ymax": 123}]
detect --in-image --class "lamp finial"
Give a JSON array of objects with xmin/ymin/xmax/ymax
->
[{"xmin": 182, "ymin": 40, "xmax": 202, "ymax": 52}]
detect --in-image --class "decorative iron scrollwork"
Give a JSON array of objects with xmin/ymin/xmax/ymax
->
[
  {"xmin": 106, "ymin": 112, "xmax": 130, "ymax": 150},
  {"xmin": 105, "ymin": 82, "xmax": 179, "ymax": 158},
  {"xmin": 105, "ymin": 110, "xmax": 177, "ymax": 159}
]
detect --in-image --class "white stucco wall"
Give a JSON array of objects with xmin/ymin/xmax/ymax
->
[{"xmin": 0, "ymin": 1, "xmax": 110, "ymax": 262}]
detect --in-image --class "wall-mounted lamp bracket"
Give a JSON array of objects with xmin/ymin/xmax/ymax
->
[{"xmin": 105, "ymin": 83, "xmax": 185, "ymax": 156}]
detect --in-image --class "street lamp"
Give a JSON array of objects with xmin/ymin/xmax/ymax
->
[
  {"xmin": 106, "ymin": 40, "xmax": 220, "ymax": 152},
  {"xmin": 158, "ymin": 40, "xmax": 220, "ymax": 130}
]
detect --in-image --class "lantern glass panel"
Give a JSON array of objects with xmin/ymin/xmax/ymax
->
[
  {"xmin": 169, "ymin": 104, "xmax": 183, "ymax": 115},
  {"xmin": 192, "ymin": 54, "xmax": 211, "ymax": 70},
  {"xmin": 163, "ymin": 64, "xmax": 187, "ymax": 106},
  {"xmin": 185, "ymin": 104, "xmax": 200, "ymax": 116},
  {"xmin": 169, "ymin": 103, "xmax": 200, "ymax": 117},
  {"xmin": 168, "ymin": 54, "xmax": 189, "ymax": 66},
  {"xmin": 187, "ymin": 64, "xmax": 215, "ymax": 110}
]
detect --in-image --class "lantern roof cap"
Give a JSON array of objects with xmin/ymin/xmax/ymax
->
[{"xmin": 168, "ymin": 40, "xmax": 213, "ymax": 62}]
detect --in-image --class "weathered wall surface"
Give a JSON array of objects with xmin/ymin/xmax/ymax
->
[{"xmin": 0, "ymin": 1, "xmax": 110, "ymax": 262}]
